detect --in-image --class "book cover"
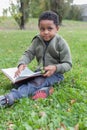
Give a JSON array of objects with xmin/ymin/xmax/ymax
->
[{"xmin": 1, "ymin": 67, "xmax": 42, "ymax": 83}]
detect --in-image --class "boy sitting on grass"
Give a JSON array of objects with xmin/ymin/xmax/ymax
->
[{"xmin": 0, "ymin": 11, "xmax": 72, "ymax": 107}]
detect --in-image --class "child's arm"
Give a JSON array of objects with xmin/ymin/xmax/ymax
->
[
  {"xmin": 14, "ymin": 64, "xmax": 27, "ymax": 77},
  {"xmin": 43, "ymin": 65, "xmax": 57, "ymax": 77}
]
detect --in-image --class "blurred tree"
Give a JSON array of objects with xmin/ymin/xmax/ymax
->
[
  {"xmin": 9, "ymin": 0, "xmax": 81, "ymax": 29},
  {"xmin": 3, "ymin": 9, "xmax": 8, "ymax": 17},
  {"xmin": 30, "ymin": 0, "xmax": 46, "ymax": 18},
  {"xmin": 66, "ymin": 5, "xmax": 82, "ymax": 20},
  {"xmin": 49, "ymin": 0, "xmax": 73, "ymax": 24},
  {"xmin": 30, "ymin": 0, "xmax": 73, "ymax": 23},
  {"xmin": 30, "ymin": 0, "xmax": 73, "ymax": 24},
  {"xmin": 9, "ymin": 0, "xmax": 30, "ymax": 29}
]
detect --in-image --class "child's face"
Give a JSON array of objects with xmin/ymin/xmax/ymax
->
[{"xmin": 39, "ymin": 20, "xmax": 59, "ymax": 41}]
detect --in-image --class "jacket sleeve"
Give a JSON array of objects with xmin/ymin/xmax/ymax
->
[
  {"xmin": 18, "ymin": 40, "xmax": 36, "ymax": 66},
  {"xmin": 56, "ymin": 38, "xmax": 72, "ymax": 74}
]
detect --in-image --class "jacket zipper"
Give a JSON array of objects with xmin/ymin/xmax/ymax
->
[{"xmin": 43, "ymin": 45, "xmax": 48, "ymax": 66}]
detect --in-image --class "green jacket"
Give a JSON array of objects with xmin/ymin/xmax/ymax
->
[{"xmin": 18, "ymin": 34, "xmax": 72, "ymax": 74}]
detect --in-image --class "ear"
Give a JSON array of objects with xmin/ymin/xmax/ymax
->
[{"xmin": 56, "ymin": 26, "xmax": 59, "ymax": 31}]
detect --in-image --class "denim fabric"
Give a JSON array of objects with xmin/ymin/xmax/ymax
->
[{"xmin": 6, "ymin": 73, "xmax": 64, "ymax": 105}]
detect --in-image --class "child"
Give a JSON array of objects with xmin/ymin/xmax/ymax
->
[{"xmin": 0, "ymin": 11, "xmax": 72, "ymax": 107}]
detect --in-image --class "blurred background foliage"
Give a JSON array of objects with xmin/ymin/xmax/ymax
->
[{"xmin": 1, "ymin": 0, "xmax": 82, "ymax": 29}]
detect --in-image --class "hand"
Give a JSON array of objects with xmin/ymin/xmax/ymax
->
[
  {"xmin": 14, "ymin": 64, "xmax": 27, "ymax": 77},
  {"xmin": 43, "ymin": 65, "xmax": 57, "ymax": 77}
]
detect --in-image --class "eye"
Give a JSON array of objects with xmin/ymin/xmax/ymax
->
[
  {"xmin": 40, "ymin": 27, "xmax": 45, "ymax": 31},
  {"xmin": 48, "ymin": 27, "xmax": 53, "ymax": 31}
]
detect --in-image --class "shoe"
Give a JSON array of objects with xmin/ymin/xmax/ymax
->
[
  {"xmin": 32, "ymin": 86, "xmax": 54, "ymax": 100},
  {"xmin": 0, "ymin": 95, "xmax": 8, "ymax": 108}
]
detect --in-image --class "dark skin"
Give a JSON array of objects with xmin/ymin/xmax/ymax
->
[{"xmin": 15, "ymin": 20, "xmax": 59, "ymax": 77}]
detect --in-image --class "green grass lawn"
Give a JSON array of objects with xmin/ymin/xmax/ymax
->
[{"xmin": 0, "ymin": 19, "xmax": 87, "ymax": 130}]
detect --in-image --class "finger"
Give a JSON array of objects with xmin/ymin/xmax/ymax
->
[
  {"xmin": 14, "ymin": 70, "xmax": 20, "ymax": 77},
  {"xmin": 43, "ymin": 71, "xmax": 50, "ymax": 77}
]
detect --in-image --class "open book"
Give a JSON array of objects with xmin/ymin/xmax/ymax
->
[{"xmin": 1, "ymin": 67, "xmax": 42, "ymax": 83}]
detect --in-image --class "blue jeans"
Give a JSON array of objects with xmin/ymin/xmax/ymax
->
[{"xmin": 6, "ymin": 73, "xmax": 64, "ymax": 105}]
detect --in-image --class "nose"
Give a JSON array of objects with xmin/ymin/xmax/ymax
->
[{"xmin": 44, "ymin": 29, "xmax": 49, "ymax": 34}]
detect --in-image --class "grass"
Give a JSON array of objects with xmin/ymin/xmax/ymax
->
[{"xmin": 0, "ymin": 18, "xmax": 87, "ymax": 130}]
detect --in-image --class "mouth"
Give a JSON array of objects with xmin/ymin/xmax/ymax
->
[{"xmin": 43, "ymin": 36, "xmax": 50, "ymax": 39}]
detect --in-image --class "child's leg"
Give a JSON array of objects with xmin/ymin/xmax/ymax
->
[
  {"xmin": 9, "ymin": 73, "xmax": 63, "ymax": 101},
  {"xmin": 0, "ymin": 73, "xmax": 64, "ymax": 107},
  {"xmin": 6, "ymin": 82, "xmax": 40, "ymax": 105},
  {"xmin": 31, "ymin": 73, "xmax": 64, "ymax": 99},
  {"xmin": 0, "ymin": 80, "xmax": 43, "ymax": 107}
]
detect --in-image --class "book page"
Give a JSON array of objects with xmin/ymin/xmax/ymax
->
[
  {"xmin": 19, "ymin": 67, "xmax": 41, "ymax": 77},
  {"xmin": 19, "ymin": 67, "xmax": 35, "ymax": 77},
  {"xmin": 1, "ymin": 67, "xmax": 17, "ymax": 83}
]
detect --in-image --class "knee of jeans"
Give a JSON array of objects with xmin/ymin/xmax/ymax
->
[
  {"xmin": 11, "ymin": 88, "xmax": 22, "ymax": 99},
  {"xmin": 30, "ymin": 77, "xmax": 45, "ymax": 87}
]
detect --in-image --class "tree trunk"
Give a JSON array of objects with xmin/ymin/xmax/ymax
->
[
  {"xmin": 50, "ymin": 0, "xmax": 64, "ymax": 25},
  {"xmin": 20, "ymin": 1, "xmax": 25, "ymax": 29}
]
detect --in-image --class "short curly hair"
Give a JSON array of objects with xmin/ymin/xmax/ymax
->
[{"xmin": 38, "ymin": 11, "xmax": 59, "ymax": 26}]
